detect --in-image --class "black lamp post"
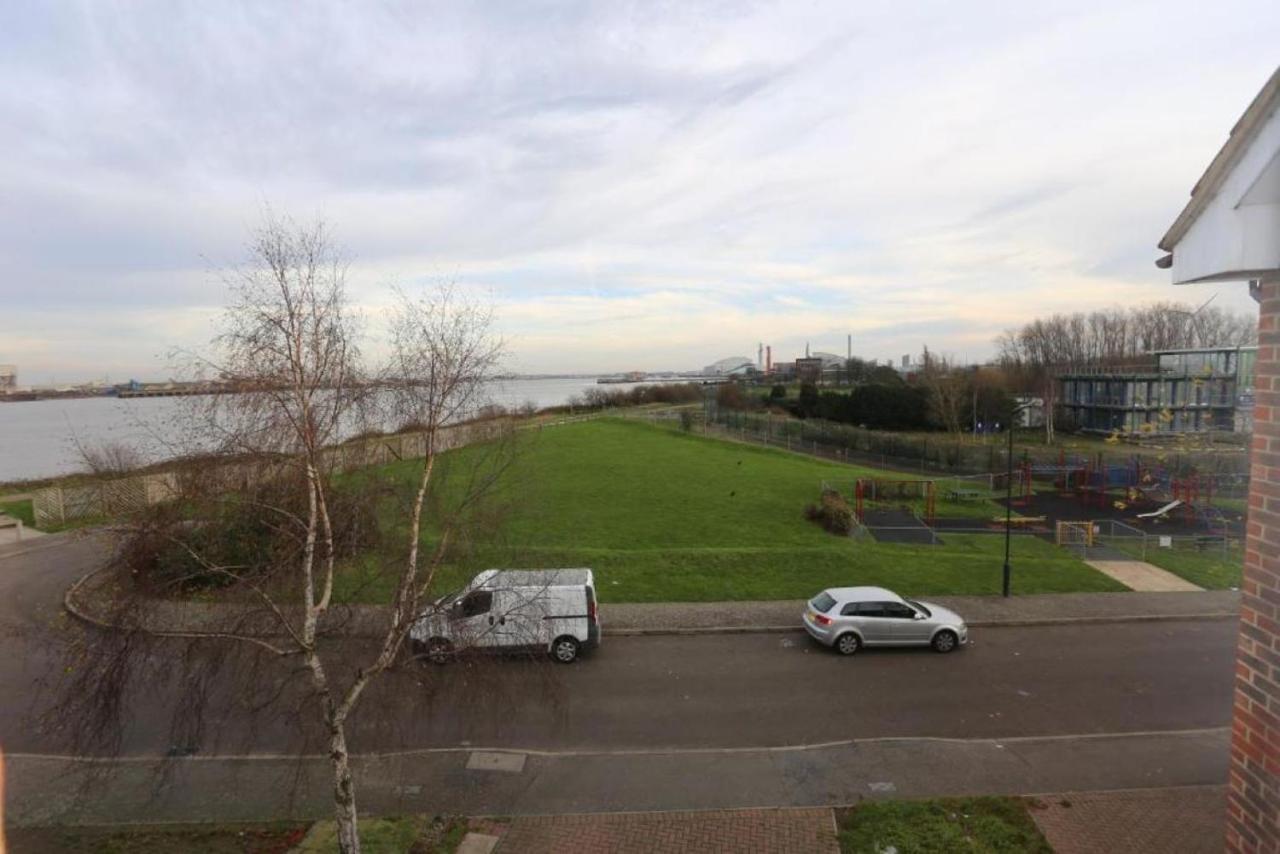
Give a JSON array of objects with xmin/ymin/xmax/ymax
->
[{"xmin": 1003, "ymin": 402, "xmax": 1033, "ymax": 598}]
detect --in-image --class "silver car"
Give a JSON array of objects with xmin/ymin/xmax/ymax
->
[{"xmin": 802, "ymin": 586, "xmax": 968, "ymax": 655}]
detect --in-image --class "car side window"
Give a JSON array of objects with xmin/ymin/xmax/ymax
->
[
  {"xmin": 457, "ymin": 591, "xmax": 493, "ymax": 619},
  {"xmin": 883, "ymin": 602, "xmax": 915, "ymax": 619},
  {"xmin": 840, "ymin": 603, "xmax": 860, "ymax": 616},
  {"xmin": 855, "ymin": 603, "xmax": 886, "ymax": 618}
]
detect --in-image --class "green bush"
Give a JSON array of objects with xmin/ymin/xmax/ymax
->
[
  {"xmin": 125, "ymin": 483, "xmax": 381, "ymax": 593},
  {"xmin": 805, "ymin": 488, "xmax": 855, "ymax": 536}
]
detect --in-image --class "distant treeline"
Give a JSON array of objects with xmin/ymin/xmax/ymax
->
[
  {"xmin": 717, "ymin": 383, "xmax": 965, "ymax": 432},
  {"xmin": 567, "ymin": 382, "xmax": 705, "ymax": 410}
]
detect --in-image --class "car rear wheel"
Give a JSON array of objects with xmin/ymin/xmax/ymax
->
[
  {"xmin": 552, "ymin": 636, "xmax": 580, "ymax": 663},
  {"xmin": 931, "ymin": 630, "xmax": 958, "ymax": 653},
  {"xmin": 835, "ymin": 633, "xmax": 860, "ymax": 656}
]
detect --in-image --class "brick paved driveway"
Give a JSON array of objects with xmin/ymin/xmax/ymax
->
[
  {"xmin": 1029, "ymin": 785, "xmax": 1226, "ymax": 854},
  {"xmin": 494, "ymin": 807, "xmax": 839, "ymax": 853}
]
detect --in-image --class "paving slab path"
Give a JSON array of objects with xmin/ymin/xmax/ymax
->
[
  {"xmin": 0, "ymin": 513, "xmax": 43, "ymax": 546},
  {"xmin": 1083, "ymin": 559, "xmax": 1204, "ymax": 592}
]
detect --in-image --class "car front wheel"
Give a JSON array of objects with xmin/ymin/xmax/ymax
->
[
  {"xmin": 931, "ymin": 630, "xmax": 959, "ymax": 653},
  {"xmin": 835, "ymin": 633, "xmax": 860, "ymax": 656}
]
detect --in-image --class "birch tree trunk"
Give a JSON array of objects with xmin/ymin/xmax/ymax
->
[{"xmin": 329, "ymin": 722, "xmax": 361, "ymax": 854}]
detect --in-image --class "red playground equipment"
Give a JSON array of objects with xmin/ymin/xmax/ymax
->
[
  {"xmin": 1170, "ymin": 474, "xmax": 1212, "ymax": 526},
  {"xmin": 854, "ymin": 478, "xmax": 937, "ymax": 526}
]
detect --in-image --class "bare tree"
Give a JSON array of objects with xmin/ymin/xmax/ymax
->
[
  {"xmin": 44, "ymin": 216, "xmax": 518, "ymax": 854},
  {"xmin": 918, "ymin": 348, "xmax": 969, "ymax": 435}
]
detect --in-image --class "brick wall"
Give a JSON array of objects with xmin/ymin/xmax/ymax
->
[{"xmin": 1228, "ymin": 278, "xmax": 1280, "ymax": 852}]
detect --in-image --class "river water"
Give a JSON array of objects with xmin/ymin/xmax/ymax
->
[{"xmin": 0, "ymin": 377, "xmax": 658, "ymax": 483}]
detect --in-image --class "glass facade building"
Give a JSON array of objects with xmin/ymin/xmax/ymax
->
[{"xmin": 1058, "ymin": 346, "xmax": 1256, "ymax": 435}]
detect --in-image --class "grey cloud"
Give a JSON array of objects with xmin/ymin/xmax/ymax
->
[{"xmin": 2, "ymin": 1, "xmax": 1278, "ymax": 379}]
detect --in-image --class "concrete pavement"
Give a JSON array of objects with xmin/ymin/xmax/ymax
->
[
  {"xmin": 6, "ymin": 729, "xmax": 1230, "ymax": 826},
  {"xmin": 603, "ymin": 589, "xmax": 1240, "ymax": 633},
  {"xmin": 0, "ymin": 512, "xmax": 43, "ymax": 546}
]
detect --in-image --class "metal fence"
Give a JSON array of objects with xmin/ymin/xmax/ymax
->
[
  {"xmin": 1087, "ymin": 518, "xmax": 1235, "ymax": 562},
  {"xmin": 700, "ymin": 409, "xmax": 1253, "ymax": 483},
  {"xmin": 31, "ymin": 412, "xmax": 609, "ymax": 528}
]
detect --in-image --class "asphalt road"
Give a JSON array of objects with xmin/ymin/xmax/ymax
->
[
  {"xmin": 0, "ymin": 533, "xmax": 1240, "ymax": 824},
  {"xmin": 0, "ymin": 533, "xmax": 1236, "ymax": 758}
]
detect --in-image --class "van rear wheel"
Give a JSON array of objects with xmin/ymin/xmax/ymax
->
[{"xmin": 552, "ymin": 636, "xmax": 580, "ymax": 663}]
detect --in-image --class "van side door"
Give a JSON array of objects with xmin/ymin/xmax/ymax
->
[
  {"xmin": 493, "ymin": 588, "xmax": 544, "ymax": 649},
  {"xmin": 450, "ymin": 590, "xmax": 498, "ymax": 650}
]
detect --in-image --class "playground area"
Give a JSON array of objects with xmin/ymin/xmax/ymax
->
[
  {"xmin": 1004, "ymin": 452, "xmax": 1247, "ymax": 540},
  {"xmin": 826, "ymin": 451, "xmax": 1247, "ymax": 550}
]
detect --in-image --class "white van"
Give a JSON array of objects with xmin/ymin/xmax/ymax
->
[{"xmin": 410, "ymin": 568, "xmax": 601, "ymax": 664}]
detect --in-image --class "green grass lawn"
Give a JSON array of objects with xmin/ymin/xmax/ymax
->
[
  {"xmin": 837, "ymin": 797, "xmax": 1052, "ymax": 853},
  {"xmin": 1109, "ymin": 538, "xmax": 1244, "ymax": 589},
  {"xmin": 1210, "ymin": 495, "xmax": 1249, "ymax": 515},
  {"xmin": 335, "ymin": 418, "xmax": 1120, "ymax": 603},
  {"xmin": 297, "ymin": 816, "xmax": 470, "ymax": 853},
  {"xmin": 0, "ymin": 497, "xmax": 35, "ymax": 527}
]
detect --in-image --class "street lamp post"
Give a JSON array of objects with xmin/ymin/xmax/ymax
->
[
  {"xmin": 1003, "ymin": 402, "xmax": 1033, "ymax": 598},
  {"xmin": 1003, "ymin": 419, "xmax": 1014, "ymax": 597}
]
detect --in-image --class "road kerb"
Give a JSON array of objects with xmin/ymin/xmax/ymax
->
[
  {"xmin": 63, "ymin": 562, "xmax": 1238, "ymax": 641},
  {"xmin": 608, "ymin": 612, "xmax": 1237, "ymax": 636}
]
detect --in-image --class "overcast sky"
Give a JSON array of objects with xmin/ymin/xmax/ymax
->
[{"xmin": 1, "ymin": 1, "xmax": 1275, "ymax": 382}]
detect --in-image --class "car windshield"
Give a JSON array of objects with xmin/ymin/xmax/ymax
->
[
  {"xmin": 907, "ymin": 599, "xmax": 931, "ymax": 618},
  {"xmin": 811, "ymin": 592, "xmax": 837, "ymax": 613}
]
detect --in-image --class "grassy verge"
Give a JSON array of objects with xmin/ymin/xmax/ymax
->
[
  {"xmin": 1210, "ymin": 496, "xmax": 1249, "ymax": 515},
  {"xmin": 1109, "ymin": 539, "xmax": 1244, "ymax": 589},
  {"xmin": 296, "ymin": 815, "xmax": 471, "ymax": 853},
  {"xmin": 837, "ymin": 797, "xmax": 1052, "ymax": 853},
  {"xmin": 336, "ymin": 538, "xmax": 1122, "ymax": 605},
  {"xmin": 6, "ymin": 822, "xmax": 309, "ymax": 853},
  {"xmin": 0, "ymin": 497, "xmax": 35, "ymax": 527},
  {"xmin": 332, "ymin": 418, "xmax": 1120, "ymax": 604}
]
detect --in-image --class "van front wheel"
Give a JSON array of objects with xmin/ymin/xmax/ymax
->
[
  {"xmin": 426, "ymin": 638, "xmax": 453, "ymax": 665},
  {"xmin": 552, "ymin": 636, "xmax": 580, "ymax": 663}
]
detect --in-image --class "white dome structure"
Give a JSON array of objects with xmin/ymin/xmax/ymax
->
[{"xmin": 703, "ymin": 356, "xmax": 755, "ymax": 375}]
